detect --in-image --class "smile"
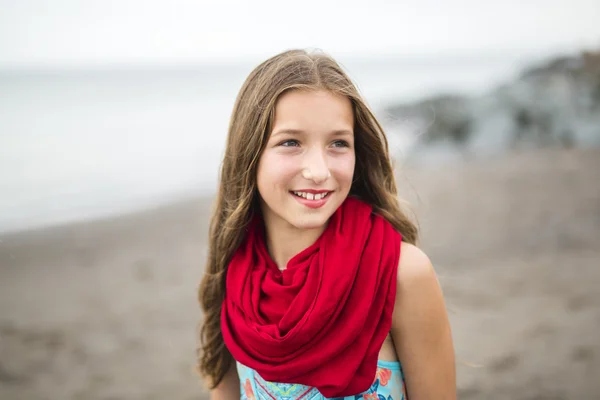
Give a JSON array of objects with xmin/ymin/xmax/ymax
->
[
  {"xmin": 290, "ymin": 190, "xmax": 332, "ymax": 209},
  {"xmin": 291, "ymin": 191, "xmax": 331, "ymax": 200}
]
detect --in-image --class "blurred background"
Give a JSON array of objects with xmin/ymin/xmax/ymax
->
[{"xmin": 0, "ymin": 1, "xmax": 599, "ymax": 399}]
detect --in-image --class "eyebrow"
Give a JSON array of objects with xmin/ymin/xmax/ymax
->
[{"xmin": 271, "ymin": 128, "xmax": 353, "ymax": 137}]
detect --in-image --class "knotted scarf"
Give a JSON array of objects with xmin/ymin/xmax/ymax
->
[{"xmin": 221, "ymin": 196, "xmax": 402, "ymax": 397}]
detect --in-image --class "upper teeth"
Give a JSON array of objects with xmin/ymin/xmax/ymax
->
[{"xmin": 293, "ymin": 191, "xmax": 329, "ymax": 200}]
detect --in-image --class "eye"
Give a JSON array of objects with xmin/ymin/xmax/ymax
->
[
  {"xmin": 279, "ymin": 139, "xmax": 300, "ymax": 147},
  {"xmin": 332, "ymin": 140, "xmax": 350, "ymax": 148}
]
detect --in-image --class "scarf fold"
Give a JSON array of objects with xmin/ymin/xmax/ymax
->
[{"xmin": 221, "ymin": 196, "xmax": 402, "ymax": 397}]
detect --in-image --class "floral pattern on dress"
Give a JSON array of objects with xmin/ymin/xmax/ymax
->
[
  {"xmin": 238, "ymin": 363, "xmax": 406, "ymax": 400},
  {"xmin": 352, "ymin": 367, "xmax": 405, "ymax": 400},
  {"xmin": 375, "ymin": 368, "xmax": 392, "ymax": 387},
  {"xmin": 243, "ymin": 378, "xmax": 256, "ymax": 400}
]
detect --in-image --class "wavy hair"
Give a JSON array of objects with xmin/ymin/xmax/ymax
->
[{"xmin": 197, "ymin": 49, "xmax": 419, "ymax": 388}]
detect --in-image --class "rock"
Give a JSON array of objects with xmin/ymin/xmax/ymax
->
[
  {"xmin": 385, "ymin": 94, "xmax": 473, "ymax": 145},
  {"xmin": 384, "ymin": 49, "xmax": 600, "ymax": 161}
]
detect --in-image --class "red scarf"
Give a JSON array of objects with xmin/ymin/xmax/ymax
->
[{"xmin": 221, "ymin": 197, "xmax": 402, "ymax": 397}]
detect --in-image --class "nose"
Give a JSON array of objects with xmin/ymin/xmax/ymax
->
[{"xmin": 301, "ymin": 148, "xmax": 330, "ymax": 184}]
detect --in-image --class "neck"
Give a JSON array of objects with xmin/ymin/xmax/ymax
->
[{"xmin": 262, "ymin": 217, "xmax": 327, "ymax": 271}]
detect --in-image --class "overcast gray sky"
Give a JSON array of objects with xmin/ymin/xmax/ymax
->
[{"xmin": 1, "ymin": 0, "xmax": 599, "ymax": 68}]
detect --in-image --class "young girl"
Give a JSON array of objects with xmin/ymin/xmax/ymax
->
[{"xmin": 198, "ymin": 49, "xmax": 456, "ymax": 399}]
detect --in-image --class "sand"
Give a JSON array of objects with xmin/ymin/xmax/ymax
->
[{"xmin": 1, "ymin": 147, "xmax": 599, "ymax": 399}]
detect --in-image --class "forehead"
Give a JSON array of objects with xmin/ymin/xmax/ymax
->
[{"xmin": 272, "ymin": 89, "xmax": 354, "ymax": 132}]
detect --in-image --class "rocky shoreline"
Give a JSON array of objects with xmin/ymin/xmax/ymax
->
[{"xmin": 385, "ymin": 50, "xmax": 600, "ymax": 163}]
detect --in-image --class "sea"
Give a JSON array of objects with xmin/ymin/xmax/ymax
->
[{"xmin": 0, "ymin": 54, "xmax": 537, "ymax": 233}]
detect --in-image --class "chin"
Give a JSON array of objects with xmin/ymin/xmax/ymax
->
[
  {"xmin": 288, "ymin": 214, "xmax": 331, "ymax": 231},
  {"xmin": 284, "ymin": 198, "xmax": 342, "ymax": 231}
]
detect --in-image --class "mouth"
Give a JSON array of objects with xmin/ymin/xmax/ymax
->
[{"xmin": 290, "ymin": 190, "xmax": 332, "ymax": 209}]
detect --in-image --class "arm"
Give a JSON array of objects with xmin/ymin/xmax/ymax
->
[
  {"xmin": 209, "ymin": 362, "xmax": 240, "ymax": 400},
  {"xmin": 390, "ymin": 242, "xmax": 456, "ymax": 399}
]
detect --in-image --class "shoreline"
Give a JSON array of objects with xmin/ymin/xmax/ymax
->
[
  {"xmin": 0, "ymin": 144, "xmax": 583, "ymax": 239},
  {"xmin": 0, "ymin": 186, "xmax": 213, "ymax": 238}
]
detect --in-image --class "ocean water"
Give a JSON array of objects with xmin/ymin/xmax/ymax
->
[{"xmin": 0, "ymin": 55, "xmax": 528, "ymax": 233}]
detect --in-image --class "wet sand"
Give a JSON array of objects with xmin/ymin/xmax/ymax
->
[{"xmin": 1, "ymin": 147, "xmax": 599, "ymax": 399}]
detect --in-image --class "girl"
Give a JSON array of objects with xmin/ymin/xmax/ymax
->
[{"xmin": 198, "ymin": 49, "xmax": 456, "ymax": 399}]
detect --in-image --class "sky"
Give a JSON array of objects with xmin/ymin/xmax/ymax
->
[{"xmin": 0, "ymin": 0, "xmax": 599, "ymax": 69}]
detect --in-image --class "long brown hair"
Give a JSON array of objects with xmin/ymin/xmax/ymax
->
[{"xmin": 197, "ymin": 49, "xmax": 419, "ymax": 388}]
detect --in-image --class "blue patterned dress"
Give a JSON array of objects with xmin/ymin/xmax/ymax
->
[{"xmin": 237, "ymin": 360, "xmax": 407, "ymax": 400}]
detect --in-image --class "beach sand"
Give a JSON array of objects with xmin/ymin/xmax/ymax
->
[{"xmin": 1, "ymin": 147, "xmax": 599, "ymax": 399}]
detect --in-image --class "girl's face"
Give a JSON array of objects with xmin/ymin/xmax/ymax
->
[{"xmin": 257, "ymin": 89, "xmax": 356, "ymax": 232}]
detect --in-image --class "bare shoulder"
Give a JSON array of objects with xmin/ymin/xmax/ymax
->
[
  {"xmin": 397, "ymin": 241, "xmax": 436, "ymax": 282},
  {"xmin": 392, "ymin": 241, "xmax": 446, "ymax": 326},
  {"xmin": 391, "ymin": 241, "xmax": 456, "ymax": 398}
]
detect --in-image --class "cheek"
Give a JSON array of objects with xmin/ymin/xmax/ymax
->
[
  {"xmin": 331, "ymin": 153, "xmax": 356, "ymax": 184},
  {"xmin": 257, "ymin": 153, "xmax": 297, "ymax": 191}
]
